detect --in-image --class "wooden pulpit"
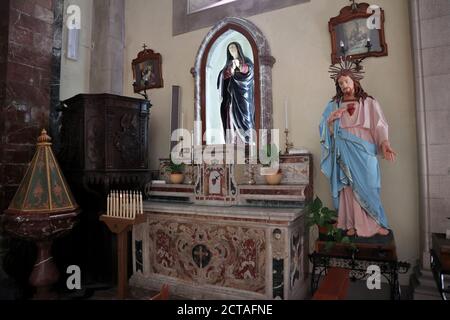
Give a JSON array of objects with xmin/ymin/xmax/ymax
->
[{"xmin": 57, "ymin": 94, "xmax": 154, "ymax": 287}]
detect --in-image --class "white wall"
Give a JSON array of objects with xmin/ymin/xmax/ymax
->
[
  {"xmin": 60, "ymin": 0, "xmax": 93, "ymax": 101},
  {"xmin": 123, "ymin": 0, "xmax": 419, "ymax": 275}
]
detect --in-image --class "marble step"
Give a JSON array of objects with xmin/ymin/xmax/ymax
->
[
  {"xmin": 418, "ymin": 275, "xmax": 437, "ymax": 287},
  {"xmin": 413, "ymin": 292, "xmax": 442, "ymax": 300},
  {"xmin": 412, "ymin": 268, "xmax": 442, "ymax": 300}
]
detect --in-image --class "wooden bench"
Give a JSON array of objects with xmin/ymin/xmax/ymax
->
[{"xmin": 312, "ymin": 268, "xmax": 350, "ymax": 300}]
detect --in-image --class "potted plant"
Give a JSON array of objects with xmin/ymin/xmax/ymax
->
[
  {"xmin": 307, "ymin": 197, "xmax": 354, "ymax": 251},
  {"xmin": 166, "ymin": 157, "xmax": 185, "ymax": 184},
  {"xmin": 307, "ymin": 197, "xmax": 338, "ymax": 237},
  {"xmin": 261, "ymin": 143, "xmax": 282, "ymax": 185}
]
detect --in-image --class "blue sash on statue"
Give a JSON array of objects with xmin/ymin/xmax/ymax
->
[{"xmin": 319, "ymin": 101, "xmax": 389, "ymax": 229}]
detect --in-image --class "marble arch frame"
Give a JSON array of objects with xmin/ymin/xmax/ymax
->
[{"xmin": 192, "ymin": 17, "xmax": 275, "ymax": 147}]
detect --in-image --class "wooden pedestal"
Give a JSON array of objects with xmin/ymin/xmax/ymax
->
[{"xmin": 100, "ymin": 215, "xmax": 146, "ymax": 299}]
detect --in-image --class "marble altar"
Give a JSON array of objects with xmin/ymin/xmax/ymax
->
[
  {"xmin": 130, "ymin": 202, "xmax": 308, "ymax": 300},
  {"xmin": 130, "ymin": 154, "xmax": 312, "ymax": 300}
]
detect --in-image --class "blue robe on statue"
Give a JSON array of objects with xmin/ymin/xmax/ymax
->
[{"xmin": 319, "ymin": 100, "xmax": 389, "ymax": 229}]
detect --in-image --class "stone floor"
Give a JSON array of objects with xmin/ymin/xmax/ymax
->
[{"xmin": 80, "ymin": 281, "xmax": 411, "ymax": 300}]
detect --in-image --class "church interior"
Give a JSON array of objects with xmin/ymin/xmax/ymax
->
[{"xmin": 0, "ymin": 0, "xmax": 450, "ymax": 302}]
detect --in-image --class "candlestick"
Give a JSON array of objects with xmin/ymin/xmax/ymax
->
[
  {"xmin": 181, "ymin": 111, "xmax": 184, "ymax": 129},
  {"xmin": 366, "ymin": 38, "xmax": 372, "ymax": 52},
  {"xmin": 284, "ymin": 98, "xmax": 288, "ymax": 130},
  {"xmin": 191, "ymin": 129, "xmax": 194, "ymax": 164},
  {"xmin": 284, "ymin": 128, "xmax": 294, "ymax": 155}
]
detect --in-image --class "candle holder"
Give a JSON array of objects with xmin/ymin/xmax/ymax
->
[
  {"xmin": 179, "ymin": 136, "xmax": 185, "ymax": 158},
  {"xmin": 185, "ymin": 164, "xmax": 195, "ymax": 185},
  {"xmin": 100, "ymin": 214, "xmax": 146, "ymax": 299},
  {"xmin": 284, "ymin": 129, "xmax": 294, "ymax": 155},
  {"xmin": 246, "ymin": 160, "xmax": 256, "ymax": 185},
  {"xmin": 101, "ymin": 190, "xmax": 144, "ymax": 299}
]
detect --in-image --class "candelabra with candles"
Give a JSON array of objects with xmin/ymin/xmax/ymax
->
[{"xmin": 100, "ymin": 190, "xmax": 145, "ymax": 299}]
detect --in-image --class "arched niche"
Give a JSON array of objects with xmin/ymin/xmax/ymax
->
[{"xmin": 192, "ymin": 17, "xmax": 275, "ymax": 147}]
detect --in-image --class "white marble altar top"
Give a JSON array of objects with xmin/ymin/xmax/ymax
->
[{"xmin": 143, "ymin": 201, "xmax": 305, "ymax": 223}]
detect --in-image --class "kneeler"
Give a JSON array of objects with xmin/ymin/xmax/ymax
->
[{"xmin": 312, "ymin": 268, "xmax": 350, "ymax": 300}]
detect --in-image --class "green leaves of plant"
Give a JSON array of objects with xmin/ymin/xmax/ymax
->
[
  {"xmin": 307, "ymin": 196, "xmax": 355, "ymax": 250},
  {"xmin": 307, "ymin": 197, "xmax": 337, "ymax": 227}
]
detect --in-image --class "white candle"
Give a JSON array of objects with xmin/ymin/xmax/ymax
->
[
  {"xmin": 132, "ymin": 191, "xmax": 136, "ymax": 219},
  {"xmin": 128, "ymin": 191, "xmax": 132, "ymax": 219},
  {"xmin": 125, "ymin": 191, "xmax": 128, "ymax": 218},
  {"xmin": 181, "ymin": 111, "xmax": 184, "ymax": 129},
  {"xmin": 114, "ymin": 191, "xmax": 118, "ymax": 217},
  {"xmin": 112, "ymin": 191, "xmax": 116, "ymax": 216},
  {"xmin": 340, "ymin": 40, "xmax": 345, "ymax": 48},
  {"xmin": 119, "ymin": 191, "xmax": 123, "ymax": 218},
  {"xmin": 284, "ymin": 98, "xmax": 289, "ymax": 130},
  {"xmin": 140, "ymin": 192, "xmax": 143, "ymax": 214},
  {"xmin": 106, "ymin": 194, "xmax": 109, "ymax": 216},
  {"xmin": 191, "ymin": 129, "xmax": 194, "ymax": 164}
]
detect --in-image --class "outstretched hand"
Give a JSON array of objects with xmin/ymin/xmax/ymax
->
[{"xmin": 381, "ymin": 141, "xmax": 397, "ymax": 162}]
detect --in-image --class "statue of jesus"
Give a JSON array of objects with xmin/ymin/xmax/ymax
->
[{"xmin": 319, "ymin": 58, "xmax": 397, "ymax": 238}]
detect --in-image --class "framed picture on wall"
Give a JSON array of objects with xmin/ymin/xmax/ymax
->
[
  {"xmin": 329, "ymin": 2, "xmax": 388, "ymax": 64},
  {"xmin": 132, "ymin": 46, "xmax": 164, "ymax": 93}
]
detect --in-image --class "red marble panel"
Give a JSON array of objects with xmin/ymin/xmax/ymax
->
[
  {"xmin": 34, "ymin": 4, "xmax": 54, "ymax": 24},
  {"xmin": 2, "ymin": 145, "xmax": 34, "ymax": 164},
  {"xmin": 35, "ymin": 0, "xmax": 54, "ymax": 11},
  {"xmin": 2, "ymin": 185, "xmax": 20, "ymax": 211},
  {"xmin": 10, "ymin": 0, "xmax": 35, "ymax": 16},
  {"xmin": 7, "ymin": 42, "xmax": 52, "ymax": 68},
  {"xmin": 7, "ymin": 62, "xmax": 40, "ymax": 86},
  {"xmin": 4, "ymin": 163, "xmax": 29, "ymax": 185},
  {"xmin": 9, "ymin": 11, "xmax": 52, "ymax": 38},
  {"xmin": 149, "ymin": 219, "xmax": 267, "ymax": 293},
  {"xmin": 32, "ymin": 32, "xmax": 53, "ymax": 56},
  {"xmin": 6, "ymin": 126, "xmax": 41, "ymax": 145},
  {"xmin": 6, "ymin": 81, "xmax": 50, "ymax": 109},
  {"xmin": 0, "ymin": 0, "xmax": 56, "ymax": 213},
  {"xmin": 8, "ymin": 27, "xmax": 33, "ymax": 47}
]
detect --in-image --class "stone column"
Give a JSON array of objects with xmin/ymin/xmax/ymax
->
[
  {"xmin": 89, "ymin": 0, "xmax": 125, "ymax": 95},
  {"xmin": 410, "ymin": 0, "xmax": 450, "ymax": 269},
  {"xmin": 0, "ymin": 0, "xmax": 62, "ymax": 211},
  {"xmin": 0, "ymin": 0, "xmax": 63, "ymax": 298}
]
